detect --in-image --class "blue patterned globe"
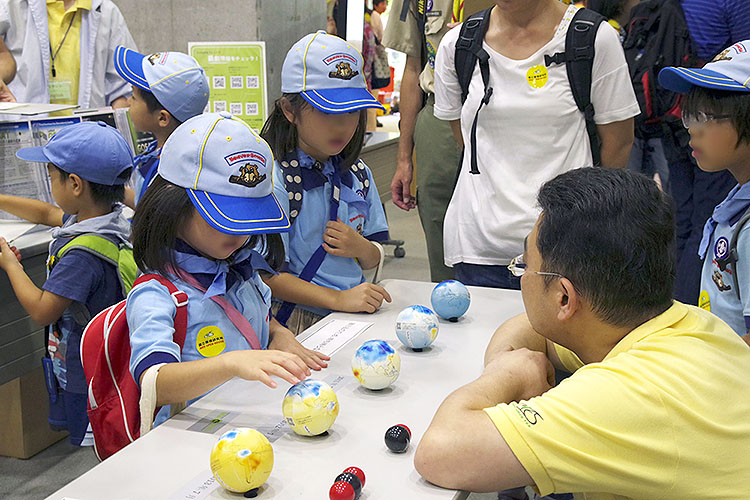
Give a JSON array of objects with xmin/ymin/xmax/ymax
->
[
  {"xmin": 431, "ymin": 280, "xmax": 471, "ymax": 321},
  {"xmin": 395, "ymin": 305, "xmax": 439, "ymax": 350}
]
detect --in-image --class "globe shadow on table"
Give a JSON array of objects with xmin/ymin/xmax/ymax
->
[
  {"xmin": 283, "ymin": 425, "xmax": 347, "ymax": 448},
  {"xmin": 353, "ymin": 383, "xmax": 406, "ymax": 399},
  {"xmin": 396, "ymin": 343, "xmax": 443, "ymax": 358}
]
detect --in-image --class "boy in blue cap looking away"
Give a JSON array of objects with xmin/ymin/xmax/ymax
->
[
  {"xmin": 114, "ymin": 47, "xmax": 209, "ymax": 207},
  {"xmin": 660, "ymin": 40, "xmax": 750, "ymax": 345},
  {"xmin": 0, "ymin": 121, "xmax": 134, "ymax": 445}
]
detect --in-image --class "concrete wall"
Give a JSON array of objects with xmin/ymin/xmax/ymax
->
[{"xmin": 114, "ymin": 0, "xmax": 327, "ymax": 102}]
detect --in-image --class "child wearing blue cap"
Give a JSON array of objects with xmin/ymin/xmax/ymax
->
[
  {"xmin": 260, "ymin": 31, "xmax": 393, "ymax": 334},
  {"xmin": 127, "ymin": 112, "xmax": 328, "ymax": 420},
  {"xmin": 0, "ymin": 121, "xmax": 134, "ymax": 446},
  {"xmin": 660, "ymin": 41, "xmax": 750, "ymax": 345},
  {"xmin": 114, "ymin": 47, "xmax": 210, "ymax": 208}
]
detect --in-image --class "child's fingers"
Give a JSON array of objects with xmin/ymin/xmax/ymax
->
[
  {"xmin": 275, "ymin": 352, "xmax": 311, "ymax": 379},
  {"xmin": 368, "ymin": 284, "xmax": 391, "ymax": 303},
  {"xmin": 322, "ymin": 243, "xmax": 344, "ymax": 256}
]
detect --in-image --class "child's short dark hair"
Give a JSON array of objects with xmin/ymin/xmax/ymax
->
[
  {"xmin": 260, "ymin": 93, "xmax": 367, "ymax": 170},
  {"xmin": 134, "ymin": 87, "xmax": 183, "ymax": 126},
  {"xmin": 683, "ymin": 86, "xmax": 750, "ymax": 147},
  {"xmin": 52, "ymin": 164, "xmax": 130, "ymax": 208},
  {"xmin": 132, "ymin": 175, "xmax": 285, "ymax": 276}
]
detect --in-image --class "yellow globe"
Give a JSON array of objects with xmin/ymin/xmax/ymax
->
[
  {"xmin": 282, "ymin": 379, "xmax": 339, "ymax": 436},
  {"xmin": 210, "ymin": 428, "xmax": 274, "ymax": 493}
]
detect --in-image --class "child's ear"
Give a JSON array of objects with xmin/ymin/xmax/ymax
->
[
  {"xmin": 279, "ymin": 98, "xmax": 296, "ymax": 124},
  {"xmin": 68, "ymin": 173, "xmax": 85, "ymax": 197},
  {"xmin": 158, "ymin": 109, "xmax": 174, "ymax": 129}
]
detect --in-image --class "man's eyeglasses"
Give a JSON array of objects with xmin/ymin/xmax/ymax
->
[
  {"xmin": 681, "ymin": 111, "xmax": 732, "ymax": 129},
  {"xmin": 507, "ymin": 254, "xmax": 565, "ymax": 279}
]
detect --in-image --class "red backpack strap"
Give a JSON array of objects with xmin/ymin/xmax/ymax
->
[{"xmin": 132, "ymin": 274, "xmax": 189, "ymax": 349}]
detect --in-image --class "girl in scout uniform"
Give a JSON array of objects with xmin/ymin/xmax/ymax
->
[
  {"xmin": 126, "ymin": 112, "xmax": 328, "ymax": 423},
  {"xmin": 260, "ymin": 32, "xmax": 393, "ymax": 334}
]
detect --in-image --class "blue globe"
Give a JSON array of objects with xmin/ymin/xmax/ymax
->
[
  {"xmin": 431, "ymin": 280, "xmax": 471, "ymax": 321},
  {"xmin": 395, "ymin": 305, "xmax": 439, "ymax": 350}
]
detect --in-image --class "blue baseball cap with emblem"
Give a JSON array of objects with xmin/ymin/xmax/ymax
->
[
  {"xmin": 114, "ymin": 46, "xmax": 210, "ymax": 122},
  {"xmin": 158, "ymin": 112, "xmax": 290, "ymax": 235},
  {"xmin": 16, "ymin": 121, "xmax": 133, "ymax": 185},
  {"xmin": 281, "ymin": 31, "xmax": 386, "ymax": 113},
  {"xmin": 659, "ymin": 41, "xmax": 750, "ymax": 93}
]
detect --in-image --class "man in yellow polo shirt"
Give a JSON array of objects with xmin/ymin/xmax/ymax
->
[
  {"xmin": 1, "ymin": 0, "xmax": 134, "ymax": 109},
  {"xmin": 415, "ymin": 168, "xmax": 750, "ymax": 499}
]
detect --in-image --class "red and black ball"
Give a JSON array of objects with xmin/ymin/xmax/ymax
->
[
  {"xmin": 329, "ymin": 480, "xmax": 355, "ymax": 500},
  {"xmin": 384, "ymin": 424, "xmax": 411, "ymax": 453}
]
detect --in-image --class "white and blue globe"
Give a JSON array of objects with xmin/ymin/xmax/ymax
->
[
  {"xmin": 395, "ymin": 305, "xmax": 439, "ymax": 350},
  {"xmin": 431, "ymin": 280, "xmax": 471, "ymax": 321},
  {"xmin": 351, "ymin": 340, "xmax": 401, "ymax": 390}
]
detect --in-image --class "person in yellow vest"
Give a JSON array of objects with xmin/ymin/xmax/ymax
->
[
  {"xmin": 415, "ymin": 167, "xmax": 750, "ymax": 500},
  {"xmin": 0, "ymin": 0, "xmax": 136, "ymax": 109}
]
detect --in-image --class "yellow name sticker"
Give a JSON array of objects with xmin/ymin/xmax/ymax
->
[
  {"xmin": 698, "ymin": 290, "xmax": 711, "ymax": 312},
  {"xmin": 526, "ymin": 65, "xmax": 548, "ymax": 89},
  {"xmin": 196, "ymin": 326, "xmax": 226, "ymax": 357}
]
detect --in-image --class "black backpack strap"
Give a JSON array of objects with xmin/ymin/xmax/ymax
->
[
  {"xmin": 455, "ymin": 8, "xmax": 493, "ymax": 104},
  {"xmin": 455, "ymin": 7, "xmax": 493, "ymax": 175},
  {"xmin": 545, "ymin": 8, "xmax": 606, "ymax": 166},
  {"xmin": 280, "ymin": 158, "xmax": 304, "ymax": 225}
]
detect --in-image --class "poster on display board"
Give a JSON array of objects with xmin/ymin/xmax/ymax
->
[
  {"xmin": 188, "ymin": 42, "xmax": 268, "ymax": 131},
  {"xmin": 0, "ymin": 108, "xmax": 149, "ymax": 220}
]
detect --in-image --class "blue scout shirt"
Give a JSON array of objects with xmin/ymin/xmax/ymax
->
[
  {"xmin": 272, "ymin": 151, "xmax": 389, "ymax": 315},
  {"xmin": 699, "ymin": 182, "xmax": 750, "ymax": 336},
  {"xmin": 127, "ymin": 241, "xmax": 273, "ymax": 388},
  {"xmin": 131, "ymin": 140, "xmax": 161, "ymax": 205},
  {"xmin": 44, "ymin": 206, "xmax": 131, "ymax": 394}
]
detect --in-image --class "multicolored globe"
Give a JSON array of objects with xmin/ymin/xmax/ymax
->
[
  {"xmin": 395, "ymin": 305, "xmax": 439, "ymax": 350},
  {"xmin": 431, "ymin": 280, "xmax": 471, "ymax": 321},
  {"xmin": 282, "ymin": 379, "xmax": 339, "ymax": 436},
  {"xmin": 210, "ymin": 428, "xmax": 274, "ymax": 493},
  {"xmin": 351, "ymin": 340, "xmax": 401, "ymax": 390}
]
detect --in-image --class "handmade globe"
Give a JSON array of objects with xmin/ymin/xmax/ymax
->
[
  {"xmin": 351, "ymin": 340, "xmax": 401, "ymax": 390},
  {"xmin": 395, "ymin": 305, "xmax": 439, "ymax": 349},
  {"xmin": 282, "ymin": 379, "xmax": 339, "ymax": 436},
  {"xmin": 431, "ymin": 280, "xmax": 471, "ymax": 321},
  {"xmin": 210, "ymin": 428, "xmax": 274, "ymax": 493}
]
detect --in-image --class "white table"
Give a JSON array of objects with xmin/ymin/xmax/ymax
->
[{"xmin": 46, "ymin": 279, "xmax": 524, "ymax": 500}]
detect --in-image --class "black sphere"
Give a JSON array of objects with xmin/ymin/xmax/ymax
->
[
  {"xmin": 334, "ymin": 472, "xmax": 362, "ymax": 498},
  {"xmin": 384, "ymin": 424, "xmax": 410, "ymax": 453}
]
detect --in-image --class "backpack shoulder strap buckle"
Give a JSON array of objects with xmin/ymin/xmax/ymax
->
[{"xmin": 170, "ymin": 290, "xmax": 189, "ymax": 308}]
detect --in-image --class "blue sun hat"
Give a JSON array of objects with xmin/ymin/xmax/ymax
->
[
  {"xmin": 158, "ymin": 112, "xmax": 290, "ymax": 235},
  {"xmin": 16, "ymin": 121, "xmax": 133, "ymax": 185},
  {"xmin": 114, "ymin": 46, "xmax": 210, "ymax": 121},
  {"xmin": 659, "ymin": 41, "xmax": 750, "ymax": 93},
  {"xmin": 281, "ymin": 31, "xmax": 386, "ymax": 113}
]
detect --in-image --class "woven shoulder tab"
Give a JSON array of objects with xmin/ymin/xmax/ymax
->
[
  {"xmin": 351, "ymin": 160, "xmax": 370, "ymax": 199},
  {"xmin": 280, "ymin": 158, "xmax": 303, "ymax": 225},
  {"xmin": 455, "ymin": 7, "xmax": 493, "ymax": 104}
]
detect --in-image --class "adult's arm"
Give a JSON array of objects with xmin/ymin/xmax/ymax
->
[
  {"xmin": 415, "ymin": 348, "xmax": 554, "ymax": 492},
  {"xmin": 0, "ymin": 35, "xmax": 15, "ymax": 84},
  {"xmin": 390, "ymin": 54, "xmax": 423, "ymax": 210},
  {"xmin": 483, "ymin": 313, "xmax": 564, "ymax": 371},
  {"xmin": 597, "ymin": 118, "xmax": 634, "ymax": 168}
]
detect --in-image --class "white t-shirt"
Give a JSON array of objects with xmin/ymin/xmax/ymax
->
[{"xmin": 434, "ymin": 5, "xmax": 640, "ymax": 266}]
